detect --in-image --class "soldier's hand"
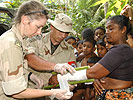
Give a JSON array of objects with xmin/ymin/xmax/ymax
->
[
  {"xmin": 30, "ymin": 73, "xmax": 44, "ymax": 89},
  {"xmin": 48, "ymin": 75, "xmax": 59, "ymax": 88},
  {"xmin": 51, "ymin": 89, "xmax": 72, "ymax": 99},
  {"xmin": 54, "ymin": 63, "xmax": 76, "ymax": 75}
]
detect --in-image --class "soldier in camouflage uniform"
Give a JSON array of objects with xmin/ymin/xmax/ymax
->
[
  {"xmin": 26, "ymin": 13, "xmax": 76, "ymax": 100},
  {"xmin": 0, "ymin": 1, "xmax": 75, "ymax": 100}
]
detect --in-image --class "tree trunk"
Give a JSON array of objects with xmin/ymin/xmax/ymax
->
[{"xmin": 104, "ymin": 2, "xmax": 108, "ymax": 17}]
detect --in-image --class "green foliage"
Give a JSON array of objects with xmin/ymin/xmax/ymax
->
[
  {"xmin": 89, "ymin": 0, "xmax": 109, "ymax": 8},
  {"xmin": 43, "ymin": 0, "xmax": 101, "ymax": 36},
  {"xmin": 1, "ymin": 0, "xmax": 131, "ymax": 38},
  {"xmin": 0, "ymin": 0, "xmax": 22, "ymax": 27},
  {"xmin": 0, "ymin": 13, "xmax": 11, "ymax": 24},
  {"xmin": 68, "ymin": 0, "xmax": 105, "ymax": 35},
  {"xmin": 91, "ymin": 0, "xmax": 129, "ymax": 18},
  {"xmin": 5, "ymin": 0, "xmax": 22, "ymax": 8}
]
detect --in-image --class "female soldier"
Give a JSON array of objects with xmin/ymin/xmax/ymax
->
[
  {"xmin": 0, "ymin": 0, "xmax": 74, "ymax": 100},
  {"xmin": 60, "ymin": 15, "xmax": 133, "ymax": 99}
]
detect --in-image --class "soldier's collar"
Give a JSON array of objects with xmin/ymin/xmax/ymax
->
[
  {"xmin": 11, "ymin": 25, "xmax": 23, "ymax": 42},
  {"xmin": 60, "ymin": 40, "xmax": 68, "ymax": 49}
]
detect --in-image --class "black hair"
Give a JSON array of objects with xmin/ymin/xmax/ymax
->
[
  {"xmin": 76, "ymin": 40, "xmax": 83, "ymax": 47},
  {"xmin": 107, "ymin": 15, "xmax": 132, "ymax": 37},
  {"xmin": 75, "ymin": 37, "xmax": 80, "ymax": 41},
  {"xmin": 81, "ymin": 28, "xmax": 94, "ymax": 40},
  {"xmin": 87, "ymin": 56, "xmax": 101, "ymax": 64},
  {"xmin": 83, "ymin": 38, "xmax": 96, "ymax": 48},
  {"xmin": 96, "ymin": 39, "xmax": 106, "ymax": 47},
  {"xmin": 94, "ymin": 27, "xmax": 106, "ymax": 34},
  {"xmin": 65, "ymin": 36, "xmax": 76, "ymax": 42}
]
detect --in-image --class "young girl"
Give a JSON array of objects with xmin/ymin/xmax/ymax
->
[
  {"xmin": 81, "ymin": 38, "xmax": 97, "ymax": 66},
  {"xmin": 76, "ymin": 40, "xmax": 83, "ymax": 57},
  {"xmin": 65, "ymin": 36, "xmax": 77, "ymax": 48},
  {"xmin": 94, "ymin": 27, "xmax": 105, "ymax": 42},
  {"xmin": 71, "ymin": 38, "xmax": 97, "ymax": 100},
  {"xmin": 96, "ymin": 39, "xmax": 108, "ymax": 58}
]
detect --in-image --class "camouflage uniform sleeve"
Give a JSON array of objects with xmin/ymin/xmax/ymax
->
[
  {"xmin": 68, "ymin": 46, "xmax": 76, "ymax": 62},
  {"xmin": 70, "ymin": 48, "xmax": 76, "ymax": 62},
  {"xmin": 24, "ymin": 39, "xmax": 39, "ymax": 55},
  {"xmin": 1, "ymin": 45, "xmax": 27, "ymax": 95}
]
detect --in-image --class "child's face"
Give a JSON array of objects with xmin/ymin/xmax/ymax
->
[
  {"xmin": 94, "ymin": 29, "xmax": 105, "ymax": 41},
  {"xmin": 97, "ymin": 44, "xmax": 107, "ymax": 58},
  {"xmin": 104, "ymin": 37, "xmax": 113, "ymax": 50},
  {"xmin": 76, "ymin": 43, "xmax": 83, "ymax": 54},
  {"xmin": 66, "ymin": 39, "xmax": 77, "ymax": 48},
  {"xmin": 83, "ymin": 41, "xmax": 95, "ymax": 56}
]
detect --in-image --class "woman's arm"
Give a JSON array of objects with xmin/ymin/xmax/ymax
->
[
  {"xmin": 86, "ymin": 63, "xmax": 110, "ymax": 79},
  {"xmin": 12, "ymin": 88, "xmax": 52, "ymax": 98},
  {"xmin": 56, "ymin": 63, "xmax": 110, "ymax": 82},
  {"xmin": 12, "ymin": 88, "xmax": 70, "ymax": 99}
]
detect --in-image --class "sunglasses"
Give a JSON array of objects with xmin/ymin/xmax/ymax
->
[{"xmin": 25, "ymin": 10, "xmax": 48, "ymax": 16}]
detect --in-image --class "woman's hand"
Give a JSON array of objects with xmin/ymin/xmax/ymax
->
[
  {"xmin": 93, "ymin": 79, "xmax": 105, "ymax": 95},
  {"xmin": 48, "ymin": 75, "xmax": 59, "ymax": 88}
]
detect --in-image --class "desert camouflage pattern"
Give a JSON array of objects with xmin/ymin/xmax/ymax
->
[
  {"xmin": 26, "ymin": 32, "xmax": 76, "ymax": 87},
  {"xmin": 0, "ymin": 25, "xmax": 28, "ymax": 100}
]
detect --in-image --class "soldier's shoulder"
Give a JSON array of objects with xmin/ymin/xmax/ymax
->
[
  {"xmin": 1, "ymin": 30, "xmax": 16, "ymax": 44},
  {"xmin": 0, "ymin": 31, "xmax": 21, "ymax": 51}
]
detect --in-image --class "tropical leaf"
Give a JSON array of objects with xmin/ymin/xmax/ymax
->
[
  {"xmin": 89, "ymin": 0, "xmax": 109, "ymax": 8},
  {"xmin": 1, "ymin": 0, "xmax": 131, "ymax": 37},
  {"xmin": 93, "ymin": 3, "xmax": 104, "ymax": 20},
  {"xmin": 114, "ymin": 1, "xmax": 121, "ymax": 8},
  {"xmin": 106, "ymin": 10, "xmax": 113, "ymax": 18}
]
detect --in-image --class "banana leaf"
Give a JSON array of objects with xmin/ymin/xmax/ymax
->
[
  {"xmin": 44, "ymin": 66, "xmax": 94, "ymax": 89},
  {"xmin": 44, "ymin": 79, "xmax": 94, "ymax": 89}
]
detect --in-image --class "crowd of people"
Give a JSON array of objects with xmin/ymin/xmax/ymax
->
[{"xmin": 0, "ymin": 0, "xmax": 132, "ymax": 100}]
